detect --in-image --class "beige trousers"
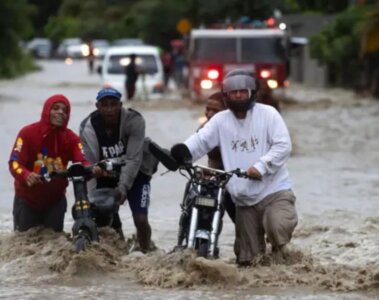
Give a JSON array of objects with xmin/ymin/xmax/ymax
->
[{"xmin": 234, "ymin": 189, "xmax": 298, "ymax": 263}]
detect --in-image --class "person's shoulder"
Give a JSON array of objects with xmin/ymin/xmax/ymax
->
[
  {"xmin": 126, "ymin": 107, "xmax": 142, "ymax": 117},
  {"xmin": 121, "ymin": 108, "xmax": 145, "ymax": 126},
  {"xmin": 19, "ymin": 121, "xmax": 41, "ymax": 135},
  {"xmin": 79, "ymin": 111, "xmax": 96, "ymax": 132},
  {"xmin": 213, "ymin": 109, "xmax": 232, "ymax": 121},
  {"xmin": 255, "ymin": 103, "xmax": 278, "ymax": 115},
  {"xmin": 65, "ymin": 127, "xmax": 79, "ymax": 137},
  {"xmin": 254, "ymin": 103, "xmax": 283, "ymax": 125},
  {"xmin": 124, "ymin": 108, "xmax": 144, "ymax": 121}
]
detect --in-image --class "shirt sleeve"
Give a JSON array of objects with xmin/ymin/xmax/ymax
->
[
  {"xmin": 185, "ymin": 117, "xmax": 220, "ymax": 162},
  {"xmin": 69, "ymin": 130, "xmax": 91, "ymax": 166},
  {"xmin": 118, "ymin": 115, "xmax": 145, "ymax": 194},
  {"xmin": 79, "ymin": 119, "xmax": 98, "ymax": 164},
  {"xmin": 8, "ymin": 129, "xmax": 32, "ymax": 183},
  {"xmin": 253, "ymin": 109, "xmax": 292, "ymax": 176}
]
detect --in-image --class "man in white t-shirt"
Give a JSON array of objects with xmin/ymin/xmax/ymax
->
[{"xmin": 184, "ymin": 69, "xmax": 298, "ymax": 266}]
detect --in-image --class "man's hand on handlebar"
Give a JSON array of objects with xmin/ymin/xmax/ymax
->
[
  {"xmin": 246, "ymin": 166, "xmax": 262, "ymax": 181},
  {"xmin": 92, "ymin": 165, "xmax": 108, "ymax": 178},
  {"xmin": 26, "ymin": 172, "xmax": 43, "ymax": 187}
]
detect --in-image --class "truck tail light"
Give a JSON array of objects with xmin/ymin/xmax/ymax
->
[
  {"xmin": 260, "ymin": 69, "xmax": 271, "ymax": 79},
  {"xmin": 207, "ymin": 69, "xmax": 219, "ymax": 80}
]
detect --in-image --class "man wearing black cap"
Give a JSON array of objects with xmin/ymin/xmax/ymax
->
[{"xmin": 79, "ymin": 87, "xmax": 157, "ymax": 252}]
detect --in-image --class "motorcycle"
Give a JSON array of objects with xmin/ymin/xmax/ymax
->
[
  {"xmin": 44, "ymin": 159, "xmax": 125, "ymax": 252},
  {"xmin": 149, "ymin": 141, "xmax": 248, "ymax": 258}
]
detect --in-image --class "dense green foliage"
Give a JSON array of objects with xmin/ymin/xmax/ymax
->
[
  {"xmin": 42, "ymin": 0, "xmax": 277, "ymax": 48},
  {"xmin": 309, "ymin": 6, "xmax": 372, "ymax": 86},
  {"xmin": 39, "ymin": 0, "xmax": 352, "ymax": 49},
  {"xmin": 0, "ymin": 0, "xmax": 372, "ymax": 81},
  {"xmin": 0, "ymin": 0, "xmax": 38, "ymax": 78}
]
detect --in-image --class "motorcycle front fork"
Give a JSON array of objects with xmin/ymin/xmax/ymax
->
[{"xmin": 186, "ymin": 207, "xmax": 221, "ymax": 257}]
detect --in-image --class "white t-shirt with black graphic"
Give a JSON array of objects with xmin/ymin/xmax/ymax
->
[{"xmin": 185, "ymin": 103, "xmax": 292, "ymax": 206}]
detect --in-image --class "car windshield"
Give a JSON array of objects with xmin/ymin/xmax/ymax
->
[
  {"xmin": 191, "ymin": 36, "xmax": 286, "ymax": 63},
  {"xmin": 108, "ymin": 54, "xmax": 158, "ymax": 74}
]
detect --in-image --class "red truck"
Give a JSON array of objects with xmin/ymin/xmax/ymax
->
[{"xmin": 187, "ymin": 28, "xmax": 289, "ymax": 100}]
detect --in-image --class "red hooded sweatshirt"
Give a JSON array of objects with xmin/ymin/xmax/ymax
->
[{"xmin": 9, "ymin": 94, "xmax": 89, "ymax": 210}]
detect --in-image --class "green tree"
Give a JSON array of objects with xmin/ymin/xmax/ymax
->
[
  {"xmin": 28, "ymin": 0, "xmax": 62, "ymax": 37},
  {"xmin": 0, "ymin": 0, "xmax": 37, "ymax": 78},
  {"xmin": 310, "ymin": 6, "xmax": 371, "ymax": 86},
  {"xmin": 44, "ymin": 16, "xmax": 80, "ymax": 43}
]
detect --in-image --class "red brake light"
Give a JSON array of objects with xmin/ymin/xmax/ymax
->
[
  {"xmin": 207, "ymin": 69, "xmax": 219, "ymax": 80},
  {"xmin": 260, "ymin": 69, "xmax": 271, "ymax": 79},
  {"xmin": 266, "ymin": 17, "xmax": 275, "ymax": 27}
]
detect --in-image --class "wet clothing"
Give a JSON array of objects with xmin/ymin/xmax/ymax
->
[
  {"xmin": 127, "ymin": 172, "xmax": 151, "ymax": 215},
  {"xmin": 13, "ymin": 195, "xmax": 67, "ymax": 232},
  {"xmin": 80, "ymin": 108, "xmax": 155, "ymax": 195},
  {"xmin": 185, "ymin": 103, "xmax": 296, "ymax": 262},
  {"xmin": 79, "ymin": 108, "xmax": 157, "ymax": 220},
  {"xmin": 90, "ymin": 111, "xmax": 126, "ymax": 189},
  {"xmin": 186, "ymin": 103, "xmax": 292, "ymax": 207},
  {"xmin": 234, "ymin": 189, "xmax": 297, "ymax": 263},
  {"xmin": 9, "ymin": 95, "xmax": 88, "ymax": 211}
]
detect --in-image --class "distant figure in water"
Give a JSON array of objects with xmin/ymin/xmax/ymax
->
[{"xmin": 124, "ymin": 54, "xmax": 139, "ymax": 101}]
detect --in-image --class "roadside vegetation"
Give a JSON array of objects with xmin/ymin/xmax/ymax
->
[{"xmin": 1, "ymin": 0, "xmax": 378, "ymax": 98}]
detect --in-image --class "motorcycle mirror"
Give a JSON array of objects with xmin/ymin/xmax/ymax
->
[
  {"xmin": 149, "ymin": 141, "xmax": 179, "ymax": 171},
  {"xmin": 171, "ymin": 143, "xmax": 192, "ymax": 166}
]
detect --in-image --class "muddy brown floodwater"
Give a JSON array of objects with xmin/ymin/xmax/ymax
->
[{"xmin": 0, "ymin": 60, "xmax": 378, "ymax": 299}]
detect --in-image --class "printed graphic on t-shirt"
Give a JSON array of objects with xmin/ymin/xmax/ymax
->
[
  {"xmin": 11, "ymin": 140, "xmax": 68, "ymax": 176},
  {"xmin": 33, "ymin": 150, "xmax": 65, "ymax": 175},
  {"xmin": 231, "ymin": 136, "xmax": 259, "ymax": 153},
  {"xmin": 140, "ymin": 184, "xmax": 150, "ymax": 208},
  {"xmin": 15, "ymin": 137, "xmax": 23, "ymax": 152},
  {"xmin": 101, "ymin": 141, "xmax": 125, "ymax": 158},
  {"xmin": 78, "ymin": 142, "xmax": 84, "ymax": 155}
]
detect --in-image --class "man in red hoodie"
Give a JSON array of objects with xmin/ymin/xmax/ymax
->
[{"xmin": 9, "ymin": 94, "xmax": 95, "ymax": 232}]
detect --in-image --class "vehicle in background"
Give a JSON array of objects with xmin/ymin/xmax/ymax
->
[
  {"xmin": 91, "ymin": 39, "xmax": 110, "ymax": 59},
  {"xmin": 57, "ymin": 38, "xmax": 82, "ymax": 58},
  {"xmin": 26, "ymin": 38, "xmax": 52, "ymax": 58},
  {"xmin": 187, "ymin": 27, "xmax": 289, "ymax": 100},
  {"xmin": 99, "ymin": 45, "xmax": 164, "ymax": 100},
  {"xmin": 112, "ymin": 38, "xmax": 144, "ymax": 47}
]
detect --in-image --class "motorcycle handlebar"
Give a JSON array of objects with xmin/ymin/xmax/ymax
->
[
  {"xmin": 42, "ymin": 159, "xmax": 126, "ymax": 181},
  {"xmin": 183, "ymin": 164, "xmax": 249, "ymax": 181}
]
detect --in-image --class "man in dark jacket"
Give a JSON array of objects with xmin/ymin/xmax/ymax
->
[
  {"xmin": 80, "ymin": 87, "xmax": 158, "ymax": 252},
  {"xmin": 9, "ymin": 94, "xmax": 96, "ymax": 232},
  {"xmin": 125, "ymin": 54, "xmax": 139, "ymax": 100}
]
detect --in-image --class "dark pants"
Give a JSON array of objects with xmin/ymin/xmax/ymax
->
[
  {"xmin": 13, "ymin": 196, "xmax": 67, "ymax": 232},
  {"xmin": 223, "ymin": 192, "xmax": 235, "ymax": 223},
  {"xmin": 126, "ymin": 84, "xmax": 136, "ymax": 100}
]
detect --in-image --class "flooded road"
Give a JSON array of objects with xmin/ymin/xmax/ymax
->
[{"xmin": 0, "ymin": 60, "xmax": 378, "ymax": 299}]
